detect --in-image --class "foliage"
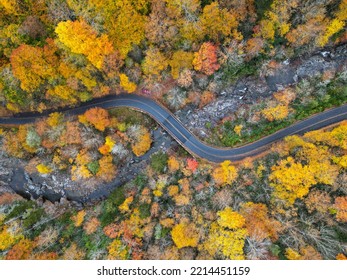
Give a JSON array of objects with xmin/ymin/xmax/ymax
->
[
  {"xmin": 119, "ymin": 74, "xmax": 137, "ymax": 93},
  {"xmin": 142, "ymin": 48, "xmax": 168, "ymax": 77},
  {"xmin": 130, "ymin": 126, "xmax": 152, "ymax": 157},
  {"xmin": 204, "ymin": 208, "xmax": 248, "ymax": 260},
  {"xmin": 72, "ymin": 210, "xmax": 86, "ymax": 227},
  {"xmin": 169, "ymin": 51, "xmax": 194, "ymax": 79},
  {"xmin": 333, "ymin": 197, "xmax": 347, "ymax": 223},
  {"xmin": 55, "ymin": 19, "xmax": 114, "ymax": 69},
  {"xmin": 5, "ymin": 239, "xmax": 35, "ymax": 260},
  {"xmin": 261, "ymin": 104, "xmax": 289, "ymax": 121},
  {"xmin": 200, "ymin": 2, "xmax": 239, "ymax": 41},
  {"xmin": 212, "ymin": 160, "xmax": 238, "ymax": 186},
  {"xmin": 10, "ymin": 42, "xmax": 58, "ymax": 92},
  {"xmin": 171, "ymin": 222, "xmax": 199, "ymax": 249},
  {"xmin": 217, "ymin": 207, "xmax": 245, "ymax": 230},
  {"xmin": 167, "ymin": 156, "xmax": 180, "ymax": 172},
  {"xmin": 0, "ymin": 227, "xmax": 19, "ymax": 251},
  {"xmin": 192, "ymin": 42, "xmax": 220, "ymax": 75},
  {"xmin": 36, "ymin": 163, "xmax": 52, "ymax": 174},
  {"xmin": 82, "ymin": 107, "xmax": 111, "ymax": 132},
  {"xmin": 240, "ymin": 202, "xmax": 282, "ymax": 241}
]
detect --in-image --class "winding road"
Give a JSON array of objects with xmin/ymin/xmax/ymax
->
[{"xmin": 0, "ymin": 94, "xmax": 346, "ymax": 163}]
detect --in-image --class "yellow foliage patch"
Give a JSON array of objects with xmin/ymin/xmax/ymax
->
[
  {"xmin": 119, "ymin": 73, "xmax": 137, "ymax": 93},
  {"xmin": 36, "ymin": 164, "xmax": 52, "ymax": 174},
  {"xmin": 217, "ymin": 207, "xmax": 245, "ymax": 230},
  {"xmin": 171, "ymin": 222, "xmax": 199, "ymax": 249}
]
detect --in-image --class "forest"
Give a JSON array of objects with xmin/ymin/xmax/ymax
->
[{"xmin": 0, "ymin": 0, "xmax": 347, "ymax": 260}]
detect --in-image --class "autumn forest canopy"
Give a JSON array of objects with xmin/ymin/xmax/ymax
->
[
  {"xmin": 0, "ymin": 0, "xmax": 346, "ymax": 113},
  {"xmin": 0, "ymin": 0, "xmax": 347, "ymax": 261}
]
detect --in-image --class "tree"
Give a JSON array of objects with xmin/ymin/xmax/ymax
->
[
  {"xmin": 82, "ymin": 107, "xmax": 111, "ymax": 132},
  {"xmin": 0, "ymin": 0, "xmax": 24, "ymax": 15},
  {"xmin": 36, "ymin": 163, "xmax": 52, "ymax": 174},
  {"xmin": 18, "ymin": 16, "xmax": 46, "ymax": 39},
  {"xmin": 186, "ymin": 158, "xmax": 198, "ymax": 172},
  {"xmin": 286, "ymin": 16, "xmax": 326, "ymax": 48},
  {"xmin": 83, "ymin": 217, "xmax": 100, "ymax": 235},
  {"xmin": 240, "ymin": 202, "xmax": 282, "ymax": 241},
  {"xmin": 89, "ymin": 0, "xmax": 147, "ymax": 58},
  {"xmin": 168, "ymin": 156, "xmax": 180, "ymax": 172},
  {"xmin": 305, "ymin": 190, "xmax": 331, "ymax": 214},
  {"xmin": 261, "ymin": 104, "xmax": 289, "ymax": 121},
  {"xmin": 257, "ymin": 0, "xmax": 297, "ymax": 42},
  {"xmin": 55, "ymin": 19, "xmax": 114, "ymax": 69},
  {"xmin": 169, "ymin": 51, "xmax": 194, "ymax": 79},
  {"xmin": 318, "ymin": 19, "xmax": 345, "ymax": 47},
  {"xmin": 62, "ymin": 243, "xmax": 85, "ymax": 260},
  {"xmin": 46, "ymin": 85, "xmax": 77, "ymax": 102},
  {"xmin": 212, "ymin": 160, "xmax": 238, "ymax": 186},
  {"xmin": 10, "ymin": 43, "xmax": 58, "ymax": 92},
  {"xmin": 171, "ymin": 222, "xmax": 199, "ymax": 249},
  {"xmin": 99, "ymin": 136, "xmax": 116, "ymax": 155},
  {"xmin": 130, "ymin": 126, "xmax": 152, "ymax": 157},
  {"xmin": 119, "ymin": 74, "xmax": 137, "ymax": 93},
  {"xmin": 108, "ymin": 239, "xmax": 128, "ymax": 260},
  {"xmin": 193, "ymin": 42, "xmax": 220, "ymax": 75},
  {"xmin": 71, "ymin": 210, "xmax": 86, "ymax": 227},
  {"xmin": 0, "ymin": 227, "xmax": 18, "ymax": 251},
  {"xmin": 5, "ymin": 239, "xmax": 34, "ymax": 260},
  {"xmin": 145, "ymin": 0, "xmax": 180, "ymax": 50},
  {"xmin": 47, "ymin": 112, "xmax": 63, "ymax": 128},
  {"xmin": 150, "ymin": 152, "xmax": 168, "ymax": 173},
  {"xmin": 217, "ymin": 207, "xmax": 245, "ymax": 230},
  {"xmin": 200, "ymin": 2, "xmax": 239, "ymax": 41},
  {"xmin": 97, "ymin": 155, "xmax": 117, "ymax": 182},
  {"xmin": 204, "ymin": 208, "xmax": 247, "ymax": 260},
  {"xmin": 269, "ymin": 156, "xmax": 316, "ymax": 205},
  {"xmin": 142, "ymin": 48, "xmax": 168, "ymax": 77},
  {"xmin": 71, "ymin": 149, "xmax": 93, "ymax": 181},
  {"xmin": 333, "ymin": 197, "xmax": 347, "ymax": 223},
  {"xmin": 245, "ymin": 38, "xmax": 264, "ymax": 59}
]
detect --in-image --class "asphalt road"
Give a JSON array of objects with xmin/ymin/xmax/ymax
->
[{"xmin": 1, "ymin": 94, "xmax": 346, "ymax": 163}]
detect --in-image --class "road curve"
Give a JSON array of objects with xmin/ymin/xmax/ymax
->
[{"xmin": 0, "ymin": 94, "xmax": 346, "ymax": 163}]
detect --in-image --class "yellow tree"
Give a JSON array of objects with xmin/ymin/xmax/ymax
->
[
  {"xmin": 269, "ymin": 156, "xmax": 317, "ymax": 205},
  {"xmin": 0, "ymin": 0, "xmax": 23, "ymax": 15},
  {"xmin": 89, "ymin": 0, "xmax": 147, "ymax": 58},
  {"xmin": 131, "ymin": 126, "xmax": 152, "ymax": 157},
  {"xmin": 142, "ymin": 48, "xmax": 168, "ymax": 77},
  {"xmin": 55, "ymin": 19, "xmax": 114, "ymax": 69},
  {"xmin": 318, "ymin": 19, "xmax": 345, "ymax": 47},
  {"xmin": 171, "ymin": 222, "xmax": 199, "ymax": 249},
  {"xmin": 261, "ymin": 104, "xmax": 289, "ymax": 121},
  {"xmin": 257, "ymin": 0, "xmax": 297, "ymax": 41},
  {"xmin": 81, "ymin": 107, "xmax": 111, "ymax": 132},
  {"xmin": 10, "ymin": 43, "xmax": 58, "ymax": 92},
  {"xmin": 167, "ymin": 156, "xmax": 180, "ymax": 172},
  {"xmin": 200, "ymin": 2, "xmax": 239, "ymax": 41},
  {"xmin": 204, "ymin": 207, "xmax": 247, "ymax": 260},
  {"xmin": 169, "ymin": 51, "xmax": 194, "ymax": 79},
  {"xmin": 97, "ymin": 155, "xmax": 117, "ymax": 182},
  {"xmin": 212, "ymin": 160, "xmax": 238, "ymax": 186},
  {"xmin": 119, "ymin": 74, "xmax": 137, "ymax": 93}
]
